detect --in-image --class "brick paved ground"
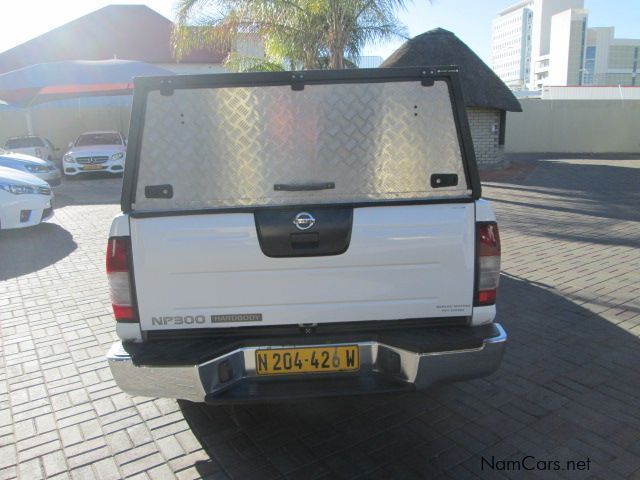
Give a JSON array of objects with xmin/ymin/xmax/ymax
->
[{"xmin": 1, "ymin": 159, "xmax": 639, "ymax": 479}]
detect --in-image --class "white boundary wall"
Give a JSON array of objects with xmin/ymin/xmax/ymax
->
[{"xmin": 506, "ymin": 98, "xmax": 640, "ymax": 154}]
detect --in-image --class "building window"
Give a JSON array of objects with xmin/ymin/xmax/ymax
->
[
  {"xmin": 583, "ymin": 46, "xmax": 596, "ymax": 84},
  {"xmin": 499, "ymin": 111, "xmax": 506, "ymax": 146}
]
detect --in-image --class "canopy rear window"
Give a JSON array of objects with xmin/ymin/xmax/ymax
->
[{"xmin": 130, "ymin": 71, "xmax": 475, "ymax": 212}]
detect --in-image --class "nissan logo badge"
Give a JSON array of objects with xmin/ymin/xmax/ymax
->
[{"xmin": 293, "ymin": 212, "xmax": 315, "ymax": 231}]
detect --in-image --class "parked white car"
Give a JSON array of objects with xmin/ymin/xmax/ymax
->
[
  {"xmin": 4, "ymin": 135, "xmax": 58, "ymax": 162},
  {"xmin": 63, "ymin": 131, "xmax": 126, "ymax": 177},
  {"xmin": 0, "ymin": 166, "xmax": 53, "ymax": 229},
  {"xmin": 0, "ymin": 150, "xmax": 62, "ymax": 186}
]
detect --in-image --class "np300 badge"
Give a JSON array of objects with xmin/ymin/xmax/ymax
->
[{"xmin": 293, "ymin": 212, "xmax": 315, "ymax": 231}]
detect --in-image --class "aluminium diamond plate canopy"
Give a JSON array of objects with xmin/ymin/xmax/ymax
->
[{"xmin": 124, "ymin": 67, "xmax": 480, "ymax": 212}]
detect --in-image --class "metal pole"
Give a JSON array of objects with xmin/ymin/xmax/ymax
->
[{"xmin": 25, "ymin": 108, "xmax": 34, "ymax": 134}]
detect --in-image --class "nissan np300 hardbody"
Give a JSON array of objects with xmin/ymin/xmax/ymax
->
[{"xmin": 106, "ymin": 67, "xmax": 506, "ymax": 403}]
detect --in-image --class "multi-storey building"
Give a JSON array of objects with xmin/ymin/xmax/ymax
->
[
  {"xmin": 547, "ymin": 8, "xmax": 588, "ymax": 86},
  {"xmin": 528, "ymin": 0, "xmax": 585, "ymax": 87},
  {"xmin": 583, "ymin": 27, "xmax": 640, "ymax": 86},
  {"xmin": 491, "ymin": 1, "xmax": 533, "ymax": 89},
  {"xmin": 492, "ymin": 0, "xmax": 584, "ymax": 89},
  {"xmin": 493, "ymin": 0, "xmax": 639, "ymax": 89}
]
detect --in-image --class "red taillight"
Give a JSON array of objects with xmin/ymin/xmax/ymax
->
[
  {"xmin": 475, "ymin": 222, "xmax": 501, "ymax": 306},
  {"xmin": 112, "ymin": 305, "xmax": 136, "ymax": 319},
  {"xmin": 106, "ymin": 237, "xmax": 138, "ymax": 322},
  {"xmin": 106, "ymin": 237, "xmax": 129, "ymax": 273}
]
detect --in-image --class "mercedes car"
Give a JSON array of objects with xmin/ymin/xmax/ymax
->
[{"xmin": 62, "ymin": 131, "xmax": 126, "ymax": 177}]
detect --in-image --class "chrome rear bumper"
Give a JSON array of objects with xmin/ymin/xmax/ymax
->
[{"xmin": 107, "ymin": 323, "xmax": 506, "ymax": 403}]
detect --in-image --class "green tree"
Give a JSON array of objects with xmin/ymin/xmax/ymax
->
[{"xmin": 173, "ymin": 0, "xmax": 413, "ymax": 71}]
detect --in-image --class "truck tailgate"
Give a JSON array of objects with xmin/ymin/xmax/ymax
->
[{"xmin": 131, "ymin": 203, "xmax": 475, "ymax": 330}]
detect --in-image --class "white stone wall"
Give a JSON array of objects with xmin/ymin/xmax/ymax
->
[
  {"xmin": 467, "ymin": 107, "xmax": 505, "ymax": 168},
  {"xmin": 505, "ymin": 98, "xmax": 640, "ymax": 153}
]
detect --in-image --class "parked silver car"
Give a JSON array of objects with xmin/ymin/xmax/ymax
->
[
  {"xmin": 0, "ymin": 150, "xmax": 62, "ymax": 186},
  {"xmin": 4, "ymin": 135, "xmax": 59, "ymax": 162}
]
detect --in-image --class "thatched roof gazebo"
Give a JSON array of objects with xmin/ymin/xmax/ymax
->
[{"xmin": 381, "ymin": 28, "xmax": 521, "ymax": 168}]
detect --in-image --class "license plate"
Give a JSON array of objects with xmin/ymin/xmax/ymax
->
[
  {"xmin": 81, "ymin": 165, "xmax": 102, "ymax": 170},
  {"xmin": 255, "ymin": 345, "xmax": 359, "ymax": 375}
]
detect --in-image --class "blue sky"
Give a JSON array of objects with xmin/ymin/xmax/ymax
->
[
  {"xmin": 1, "ymin": 0, "xmax": 638, "ymax": 63},
  {"xmin": 364, "ymin": 0, "xmax": 640, "ymax": 61}
]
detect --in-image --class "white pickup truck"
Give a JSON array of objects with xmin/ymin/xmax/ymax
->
[{"xmin": 106, "ymin": 67, "xmax": 506, "ymax": 403}]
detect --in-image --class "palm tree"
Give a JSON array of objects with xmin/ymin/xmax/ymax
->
[{"xmin": 173, "ymin": 0, "xmax": 413, "ymax": 71}]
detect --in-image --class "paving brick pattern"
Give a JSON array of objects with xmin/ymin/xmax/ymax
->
[{"xmin": 1, "ymin": 159, "xmax": 639, "ymax": 479}]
